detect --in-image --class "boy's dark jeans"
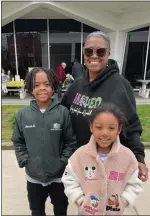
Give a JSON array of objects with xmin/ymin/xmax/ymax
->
[{"xmin": 27, "ymin": 181, "xmax": 68, "ymax": 216}]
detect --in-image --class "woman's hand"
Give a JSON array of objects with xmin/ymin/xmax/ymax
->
[{"xmin": 138, "ymin": 162, "xmax": 149, "ymax": 182}]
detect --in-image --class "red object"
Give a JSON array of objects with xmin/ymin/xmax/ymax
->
[{"xmin": 56, "ymin": 64, "xmax": 66, "ymax": 82}]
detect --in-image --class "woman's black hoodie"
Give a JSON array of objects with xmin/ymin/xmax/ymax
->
[{"xmin": 62, "ymin": 59, "xmax": 145, "ymax": 163}]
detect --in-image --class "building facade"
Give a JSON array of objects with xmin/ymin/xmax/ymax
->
[{"xmin": 2, "ymin": 1, "xmax": 150, "ymax": 87}]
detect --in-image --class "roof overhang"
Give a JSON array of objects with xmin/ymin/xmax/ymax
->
[{"xmin": 2, "ymin": 1, "xmax": 150, "ymax": 32}]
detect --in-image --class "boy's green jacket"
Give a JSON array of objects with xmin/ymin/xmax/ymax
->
[{"xmin": 12, "ymin": 98, "xmax": 77, "ymax": 183}]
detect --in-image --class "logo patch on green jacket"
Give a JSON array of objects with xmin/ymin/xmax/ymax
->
[{"xmin": 50, "ymin": 123, "xmax": 62, "ymax": 131}]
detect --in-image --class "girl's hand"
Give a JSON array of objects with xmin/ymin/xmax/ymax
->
[
  {"xmin": 121, "ymin": 197, "xmax": 129, "ymax": 208},
  {"xmin": 76, "ymin": 197, "xmax": 85, "ymax": 215},
  {"xmin": 76, "ymin": 196, "xmax": 84, "ymax": 207}
]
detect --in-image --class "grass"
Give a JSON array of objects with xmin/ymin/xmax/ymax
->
[
  {"xmin": 1, "ymin": 105, "xmax": 150, "ymax": 142},
  {"xmin": 136, "ymin": 105, "xmax": 150, "ymax": 142},
  {"xmin": 2, "ymin": 105, "xmax": 25, "ymax": 142}
]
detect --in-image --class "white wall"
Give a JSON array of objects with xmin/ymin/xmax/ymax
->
[
  {"xmin": 2, "ymin": 2, "xmax": 40, "ymax": 26},
  {"xmin": 1, "ymin": 2, "xmax": 117, "ymax": 31},
  {"xmin": 46, "ymin": 2, "xmax": 118, "ymax": 32},
  {"xmin": 2, "ymin": 1, "xmax": 150, "ymax": 32},
  {"xmin": 119, "ymin": 10, "xmax": 150, "ymax": 32}
]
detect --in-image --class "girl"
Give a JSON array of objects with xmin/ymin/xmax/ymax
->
[
  {"xmin": 62, "ymin": 103, "xmax": 143, "ymax": 215},
  {"xmin": 12, "ymin": 67, "xmax": 76, "ymax": 216}
]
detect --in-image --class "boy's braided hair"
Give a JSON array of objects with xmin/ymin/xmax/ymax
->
[{"xmin": 25, "ymin": 67, "xmax": 59, "ymax": 95}]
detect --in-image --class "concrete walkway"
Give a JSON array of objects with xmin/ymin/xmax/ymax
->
[{"xmin": 2, "ymin": 150, "xmax": 150, "ymax": 215}]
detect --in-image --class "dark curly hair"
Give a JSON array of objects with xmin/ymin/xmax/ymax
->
[
  {"xmin": 89, "ymin": 103, "xmax": 127, "ymax": 137},
  {"xmin": 24, "ymin": 67, "xmax": 59, "ymax": 95}
]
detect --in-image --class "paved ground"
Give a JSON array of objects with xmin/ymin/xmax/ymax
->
[
  {"xmin": 2, "ymin": 150, "xmax": 150, "ymax": 215},
  {"xmin": 2, "ymin": 93, "xmax": 150, "ymax": 105}
]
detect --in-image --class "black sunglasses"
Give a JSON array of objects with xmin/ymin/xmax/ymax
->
[{"xmin": 84, "ymin": 47, "xmax": 107, "ymax": 57}]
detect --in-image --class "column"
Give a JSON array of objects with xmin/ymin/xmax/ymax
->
[
  {"xmin": 108, "ymin": 31, "xmax": 127, "ymax": 74},
  {"xmin": 47, "ymin": 19, "xmax": 50, "ymax": 69},
  {"xmin": 144, "ymin": 26, "xmax": 150, "ymax": 80},
  {"xmin": 122, "ymin": 35, "xmax": 130, "ymax": 76},
  {"xmin": 41, "ymin": 43, "xmax": 48, "ymax": 68},
  {"xmin": 71, "ymin": 42, "xmax": 75, "ymax": 62},
  {"xmin": 80, "ymin": 23, "xmax": 83, "ymax": 64},
  {"xmin": 13, "ymin": 21, "xmax": 19, "ymax": 78},
  {"xmin": 41, "ymin": 33, "xmax": 48, "ymax": 68}
]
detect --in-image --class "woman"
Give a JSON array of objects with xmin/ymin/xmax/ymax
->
[{"xmin": 62, "ymin": 31, "xmax": 148, "ymax": 182}]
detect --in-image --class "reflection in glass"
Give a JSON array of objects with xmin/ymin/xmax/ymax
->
[
  {"xmin": 15, "ymin": 32, "xmax": 43, "ymax": 79},
  {"xmin": 14, "ymin": 19, "xmax": 47, "ymax": 79},
  {"xmin": 123, "ymin": 27, "xmax": 149, "ymax": 88},
  {"xmin": 49, "ymin": 19, "xmax": 81, "ymax": 75},
  {"xmin": 1, "ymin": 33, "xmax": 15, "ymax": 78},
  {"xmin": 1, "ymin": 19, "xmax": 98, "ymax": 79}
]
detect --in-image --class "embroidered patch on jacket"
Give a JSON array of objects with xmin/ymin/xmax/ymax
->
[
  {"xmin": 106, "ymin": 194, "xmax": 120, "ymax": 212},
  {"xmin": 25, "ymin": 124, "xmax": 36, "ymax": 128},
  {"xmin": 84, "ymin": 166, "xmax": 98, "ymax": 181},
  {"xmin": 83, "ymin": 195, "xmax": 100, "ymax": 215},
  {"xmin": 50, "ymin": 123, "xmax": 62, "ymax": 131},
  {"xmin": 109, "ymin": 171, "xmax": 124, "ymax": 181},
  {"xmin": 90, "ymin": 195, "xmax": 100, "ymax": 208}
]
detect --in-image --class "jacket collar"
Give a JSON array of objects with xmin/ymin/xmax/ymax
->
[
  {"xmin": 84, "ymin": 135, "xmax": 121, "ymax": 158},
  {"xmin": 30, "ymin": 97, "xmax": 60, "ymax": 112}
]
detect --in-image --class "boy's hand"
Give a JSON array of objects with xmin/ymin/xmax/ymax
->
[{"xmin": 138, "ymin": 162, "xmax": 149, "ymax": 182}]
